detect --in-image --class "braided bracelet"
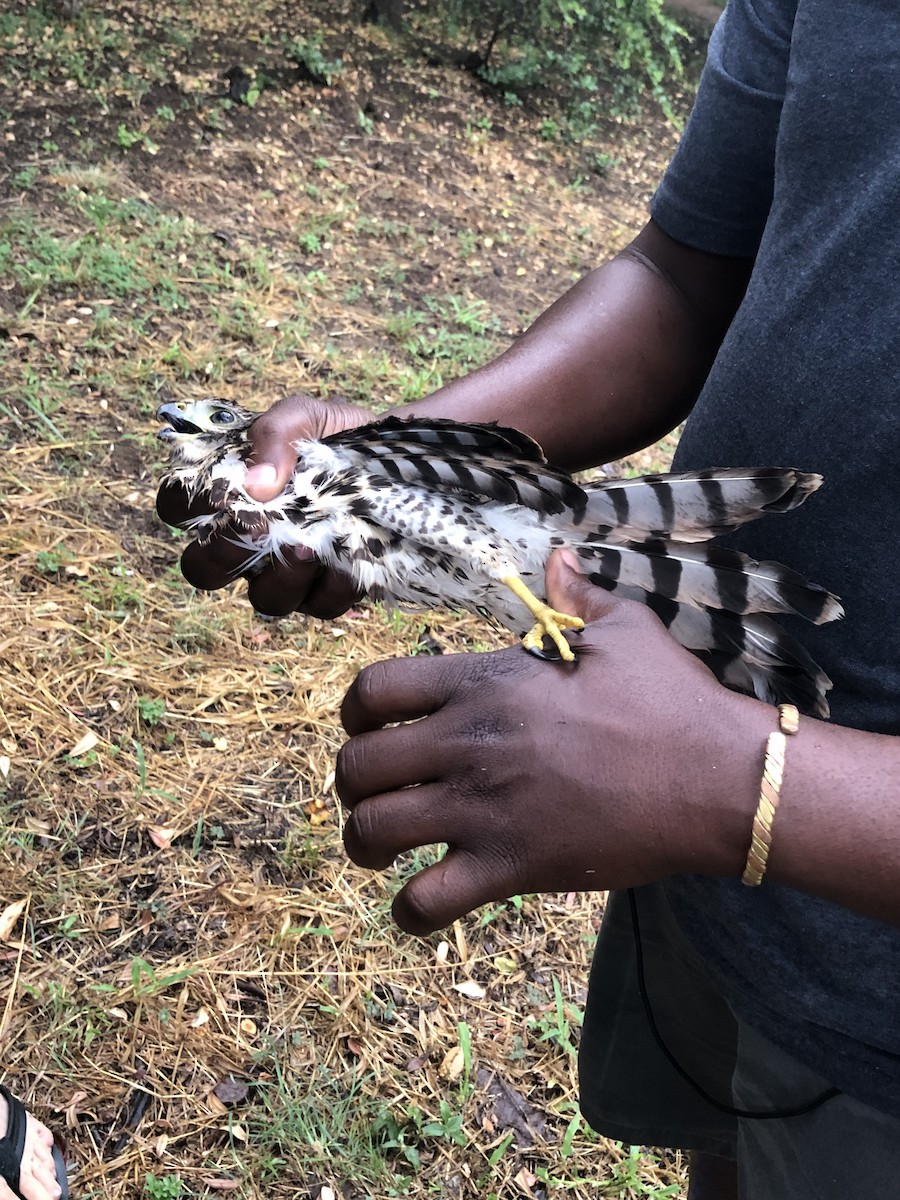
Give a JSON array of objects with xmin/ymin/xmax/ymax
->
[{"xmin": 741, "ymin": 703, "xmax": 800, "ymax": 887}]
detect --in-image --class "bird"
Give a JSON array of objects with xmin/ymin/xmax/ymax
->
[{"xmin": 157, "ymin": 396, "xmax": 843, "ymax": 717}]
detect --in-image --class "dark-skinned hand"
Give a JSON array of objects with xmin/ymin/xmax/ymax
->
[
  {"xmin": 155, "ymin": 393, "xmax": 372, "ymax": 618},
  {"xmin": 338, "ymin": 550, "xmax": 772, "ymax": 935}
]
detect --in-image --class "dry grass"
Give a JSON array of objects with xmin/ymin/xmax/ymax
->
[{"xmin": 0, "ymin": 2, "xmax": 698, "ymax": 1196}]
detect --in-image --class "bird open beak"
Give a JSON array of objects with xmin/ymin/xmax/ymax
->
[{"xmin": 156, "ymin": 402, "xmax": 202, "ymax": 439}]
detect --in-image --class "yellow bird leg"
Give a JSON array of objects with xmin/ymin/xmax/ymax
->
[{"xmin": 501, "ymin": 573, "xmax": 584, "ymax": 662}]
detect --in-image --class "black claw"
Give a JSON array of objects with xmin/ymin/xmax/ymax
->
[{"xmin": 524, "ymin": 636, "xmax": 580, "ymax": 663}]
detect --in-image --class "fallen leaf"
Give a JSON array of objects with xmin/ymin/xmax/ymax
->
[
  {"xmin": 69, "ymin": 730, "xmax": 99, "ymax": 757},
  {"xmin": 0, "ymin": 898, "xmax": 27, "ymax": 941},
  {"xmin": 201, "ymin": 1181, "xmax": 241, "ymax": 1192},
  {"xmin": 190, "ymin": 1008, "xmax": 209, "ymax": 1028},
  {"xmin": 239, "ymin": 1018, "xmax": 257, "ymax": 1037},
  {"xmin": 514, "ymin": 1166, "xmax": 536, "ymax": 1192},
  {"xmin": 0, "ymin": 757, "xmax": 9, "ymax": 779},
  {"xmin": 148, "ymin": 825, "xmax": 178, "ymax": 850},
  {"xmin": 99, "ymin": 912, "xmax": 121, "ymax": 931},
  {"xmin": 452, "ymin": 979, "xmax": 486, "ymax": 1000},
  {"xmin": 213, "ymin": 1078, "xmax": 249, "ymax": 1105},
  {"xmin": 438, "ymin": 1045, "xmax": 465, "ymax": 1081},
  {"xmin": 476, "ymin": 1068, "xmax": 548, "ymax": 1148}
]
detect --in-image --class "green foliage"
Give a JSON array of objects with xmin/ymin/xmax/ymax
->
[
  {"xmin": 116, "ymin": 123, "xmax": 159, "ymax": 154},
  {"xmin": 284, "ymin": 33, "xmax": 343, "ymax": 86},
  {"xmin": 137, "ymin": 696, "xmax": 167, "ymax": 726},
  {"xmin": 440, "ymin": 0, "xmax": 684, "ymax": 120},
  {"xmin": 144, "ymin": 1174, "xmax": 184, "ymax": 1200}
]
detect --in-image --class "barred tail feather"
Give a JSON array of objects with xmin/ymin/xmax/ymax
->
[
  {"xmin": 575, "ymin": 541, "xmax": 843, "ymax": 625},
  {"xmin": 580, "ymin": 468, "xmax": 823, "ymax": 543},
  {"xmin": 669, "ymin": 606, "xmax": 834, "ymax": 718},
  {"xmin": 584, "ymin": 575, "xmax": 833, "ymax": 717}
]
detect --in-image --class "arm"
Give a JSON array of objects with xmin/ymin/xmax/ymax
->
[
  {"xmin": 399, "ymin": 219, "xmax": 753, "ymax": 470},
  {"xmin": 337, "ymin": 553, "xmax": 900, "ymax": 934}
]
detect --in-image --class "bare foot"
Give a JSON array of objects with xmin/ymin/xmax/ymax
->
[{"xmin": 0, "ymin": 1090, "xmax": 64, "ymax": 1200}]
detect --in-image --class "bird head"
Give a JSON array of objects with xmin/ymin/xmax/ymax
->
[{"xmin": 157, "ymin": 397, "xmax": 256, "ymax": 467}]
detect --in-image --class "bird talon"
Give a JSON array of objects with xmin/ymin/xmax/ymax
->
[{"xmin": 521, "ymin": 609, "xmax": 584, "ymax": 662}]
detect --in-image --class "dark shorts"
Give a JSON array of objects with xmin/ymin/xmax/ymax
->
[{"xmin": 579, "ymin": 884, "xmax": 900, "ymax": 1199}]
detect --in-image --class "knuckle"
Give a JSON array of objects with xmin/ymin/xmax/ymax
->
[
  {"xmin": 394, "ymin": 883, "xmax": 438, "ymax": 935},
  {"xmin": 334, "ymin": 737, "xmax": 367, "ymax": 800},
  {"xmin": 345, "ymin": 797, "xmax": 379, "ymax": 847},
  {"xmin": 352, "ymin": 660, "xmax": 393, "ymax": 712},
  {"xmin": 343, "ymin": 801, "xmax": 393, "ymax": 870}
]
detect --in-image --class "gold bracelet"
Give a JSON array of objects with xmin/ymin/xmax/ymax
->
[{"xmin": 741, "ymin": 703, "xmax": 800, "ymax": 887}]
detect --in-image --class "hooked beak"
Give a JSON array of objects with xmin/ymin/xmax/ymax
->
[{"xmin": 156, "ymin": 401, "xmax": 202, "ymax": 440}]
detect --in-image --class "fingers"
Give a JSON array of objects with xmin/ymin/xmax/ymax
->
[
  {"xmin": 341, "ymin": 656, "xmax": 451, "ymax": 735},
  {"xmin": 392, "ymin": 852, "xmax": 512, "ymax": 936},
  {"xmin": 344, "ymin": 789, "xmax": 520, "ymax": 935},
  {"xmin": 340, "ymin": 650, "xmax": 519, "ymax": 736},
  {"xmin": 337, "ymin": 714, "xmax": 457, "ymax": 805},
  {"xmin": 343, "ymin": 784, "xmax": 451, "ymax": 869},
  {"xmin": 244, "ymin": 554, "xmax": 327, "ymax": 617},
  {"xmin": 177, "ymin": 528, "xmax": 358, "ymax": 616},
  {"xmin": 179, "ymin": 531, "xmax": 255, "ymax": 590},
  {"xmin": 156, "ymin": 481, "xmax": 216, "ymax": 529},
  {"xmin": 289, "ymin": 565, "xmax": 362, "ymax": 620},
  {"xmin": 243, "ymin": 395, "xmax": 312, "ymax": 501}
]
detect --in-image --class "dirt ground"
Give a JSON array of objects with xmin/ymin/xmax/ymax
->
[{"xmin": 0, "ymin": 3, "xmax": 711, "ymax": 1197}]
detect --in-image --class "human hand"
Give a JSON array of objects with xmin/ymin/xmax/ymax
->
[
  {"xmin": 156, "ymin": 392, "xmax": 372, "ymax": 618},
  {"xmin": 337, "ymin": 550, "xmax": 768, "ymax": 934}
]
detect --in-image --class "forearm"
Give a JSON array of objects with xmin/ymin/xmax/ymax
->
[
  {"xmin": 698, "ymin": 693, "xmax": 900, "ymax": 927},
  {"xmin": 401, "ymin": 220, "xmax": 754, "ymax": 471}
]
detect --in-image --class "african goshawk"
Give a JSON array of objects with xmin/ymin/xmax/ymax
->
[{"xmin": 158, "ymin": 397, "xmax": 842, "ymax": 716}]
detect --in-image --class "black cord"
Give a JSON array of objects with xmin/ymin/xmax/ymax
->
[{"xmin": 627, "ymin": 888, "xmax": 840, "ymax": 1120}]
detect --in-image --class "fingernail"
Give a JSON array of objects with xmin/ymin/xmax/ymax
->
[
  {"xmin": 244, "ymin": 463, "xmax": 278, "ymax": 489},
  {"xmin": 558, "ymin": 548, "xmax": 584, "ymax": 574}
]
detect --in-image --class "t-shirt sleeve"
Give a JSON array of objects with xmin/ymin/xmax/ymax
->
[{"xmin": 651, "ymin": 0, "xmax": 798, "ymax": 257}]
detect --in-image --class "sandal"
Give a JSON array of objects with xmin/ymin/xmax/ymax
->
[{"xmin": 0, "ymin": 1084, "xmax": 68, "ymax": 1200}]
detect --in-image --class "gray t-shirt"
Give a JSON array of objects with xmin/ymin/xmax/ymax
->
[{"xmin": 650, "ymin": 0, "xmax": 900, "ymax": 1114}]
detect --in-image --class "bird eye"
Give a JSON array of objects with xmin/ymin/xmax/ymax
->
[{"xmin": 210, "ymin": 409, "xmax": 236, "ymax": 425}]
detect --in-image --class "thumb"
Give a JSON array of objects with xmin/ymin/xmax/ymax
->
[
  {"xmin": 243, "ymin": 431, "xmax": 301, "ymax": 503},
  {"xmin": 545, "ymin": 548, "xmax": 620, "ymax": 624},
  {"xmin": 243, "ymin": 394, "xmax": 372, "ymax": 502}
]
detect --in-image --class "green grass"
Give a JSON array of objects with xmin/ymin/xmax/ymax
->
[{"xmin": 0, "ymin": 5, "xmax": 193, "ymax": 105}]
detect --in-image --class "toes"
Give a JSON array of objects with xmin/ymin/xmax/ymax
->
[
  {"xmin": 9, "ymin": 1114, "xmax": 64, "ymax": 1200},
  {"xmin": 32, "ymin": 1122, "xmax": 54, "ymax": 1148}
]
